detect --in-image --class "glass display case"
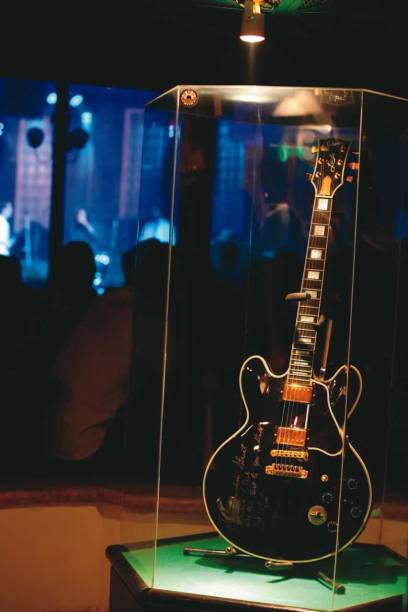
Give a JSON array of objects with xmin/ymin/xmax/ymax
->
[{"xmin": 108, "ymin": 86, "xmax": 408, "ymax": 612}]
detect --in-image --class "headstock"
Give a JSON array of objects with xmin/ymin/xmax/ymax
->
[{"xmin": 310, "ymin": 138, "xmax": 351, "ymax": 197}]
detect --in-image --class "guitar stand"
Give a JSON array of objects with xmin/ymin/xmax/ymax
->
[{"xmin": 183, "ymin": 546, "xmax": 345, "ymax": 594}]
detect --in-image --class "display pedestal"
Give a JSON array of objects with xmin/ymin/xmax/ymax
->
[{"xmin": 106, "ymin": 534, "xmax": 406, "ymax": 612}]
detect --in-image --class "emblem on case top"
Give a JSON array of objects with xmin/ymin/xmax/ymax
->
[{"xmin": 180, "ymin": 89, "xmax": 199, "ymax": 107}]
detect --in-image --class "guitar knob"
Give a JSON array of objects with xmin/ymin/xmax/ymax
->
[
  {"xmin": 308, "ymin": 505, "xmax": 327, "ymax": 526},
  {"xmin": 322, "ymin": 492, "xmax": 333, "ymax": 504},
  {"xmin": 350, "ymin": 506, "xmax": 362, "ymax": 519},
  {"xmin": 327, "ymin": 521, "xmax": 337, "ymax": 533},
  {"xmin": 347, "ymin": 478, "xmax": 358, "ymax": 490}
]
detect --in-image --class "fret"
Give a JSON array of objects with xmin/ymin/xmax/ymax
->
[
  {"xmin": 302, "ymin": 281, "xmax": 321, "ymax": 289},
  {"xmin": 309, "ymin": 249, "xmax": 323, "ymax": 259},
  {"xmin": 297, "ymin": 321, "xmax": 317, "ymax": 326},
  {"xmin": 306, "ymin": 258, "xmax": 325, "ymax": 268},
  {"xmin": 294, "ymin": 344, "xmax": 316, "ymax": 352},
  {"xmin": 298, "ymin": 307, "xmax": 319, "ymax": 312},
  {"xmin": 315, "ymin": 197, "xmax": 332, "ymax": 211},
  {"xmin": 289, "ymin": 371, "xmax": 312, "ymax": 378},
  {"xmin": 299, "ymin": 315, "xmax": 315, "ymax": 323},
  {"xmin": 308, "ymin": 235, "xmax": 327, "ymax": 245},
  {"xmin": 311, "ymin": 212, "xmax": 331, "ymax": 224},
  {"xmin": 288, "ymin": 365, "xmax": 312, "ymax": 371},
  {"xmin": 291, "ymin": 361, "xmax": 312, "ymax": 368},
  {"xmin": 289, "ymin": 372, "xmax": 312, "ymax": 378},
  {"xmin": 289, "ymin": 373, "xmax": 312, "ymax": 378},
  {"xmin": 303, "ymin": 276, "xmax": 322, "ymax": 283},
  {"xmin": 311, "ymin": 220, "xmax": 330, "ymax": 226}
]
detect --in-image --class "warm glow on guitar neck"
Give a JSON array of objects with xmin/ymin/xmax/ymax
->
[{"xmin": 282, "ymin": 383, "xmax": 313, "ymax": 404}]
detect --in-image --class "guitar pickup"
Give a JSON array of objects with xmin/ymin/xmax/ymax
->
[
  {"xmin": 265, "ymin": 463, "xmax": 308, "ymax": 479},
  {"xmin": 276, "ymin": 427, "xmax": 307, "ymax": 447},
  {"xmin": 282, "ymin": 384, "xmax": 313, "ymax": 404}
]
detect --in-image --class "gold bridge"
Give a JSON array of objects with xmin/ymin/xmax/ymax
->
[
  {"xmin": 270, "ymin": 449, "xmax": 309, "ymax": 460},
  {"xmin": 276, "ymin": 426, "xmax": 307, "ymax": 447},
  {"xmin": 265, "ymin": 463, "xmax": 309, "ymax": 479},
  {"xmin": 282, "ymin": 383, "xmax": 313, "ymax": 404}
]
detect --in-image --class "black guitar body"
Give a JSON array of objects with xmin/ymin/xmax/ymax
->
[{"xmin": 203, "ymin": 355, "xmax": 372, "ymax": 563}]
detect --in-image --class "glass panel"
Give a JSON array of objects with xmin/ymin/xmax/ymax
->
[
  {"xmin": 0, "ymin": 77, "xmax": 54, "ymax": 284},
  {"xmin": 333, "ymin": 91, "xmax": 408, "ymax": 610},
  {"xmin": 119, "ymin": 87, "xmax": 178, "ymax": 589},
  {"xmin": 153, "ymin": 86, "xmax": 368, "ymax": 610},
  {"xmin": 63, "ymin": 84, "xmax": 157, "ymax": 291}
]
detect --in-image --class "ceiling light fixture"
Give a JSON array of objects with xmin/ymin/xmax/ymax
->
[{"xmin": 240, "ymin": 0, "xmax": 265, "ymax": 44}]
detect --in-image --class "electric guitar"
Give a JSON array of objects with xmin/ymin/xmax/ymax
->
[{"xmin": 203, "ymin": 138, "xmax": 372, "ymax": 563}]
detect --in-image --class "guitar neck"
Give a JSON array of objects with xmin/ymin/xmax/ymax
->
[{"xmin": 287, "ymin": 195, "xmax": 334, "ymax": 387}]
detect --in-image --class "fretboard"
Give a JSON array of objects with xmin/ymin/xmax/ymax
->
[{"xmin": 287, "ymin": 196, "xmax": 333, "ymax": 386}]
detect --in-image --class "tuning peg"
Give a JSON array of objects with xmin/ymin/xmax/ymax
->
[
  {"xmin": 346, "ymin": 176, "xmax": 353, "ymax": 183},
  {"xmin": 310, "ymin": 146, "xmax": 319, "ymax": 153}
]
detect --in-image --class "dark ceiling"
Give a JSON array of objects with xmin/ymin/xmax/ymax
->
[{"xmin": 2, "ymin": 0, "xmax": 407, "ymax": 97}]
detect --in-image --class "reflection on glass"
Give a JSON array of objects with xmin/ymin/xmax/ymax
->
[{"xmin": 63, "ymin": 85, "xmax": 158, "ymax": 289}]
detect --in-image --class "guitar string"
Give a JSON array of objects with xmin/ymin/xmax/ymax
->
[
  {"xmin": 286, "ymin": 194, "xmax": 319, "ymax": 466},
  {"xmin": 284, "ymin": 165, "xmax": 323, "ymax": 467},
  {"xmin": 279, "ymin": 173, "xmax": 316, "ymax": 468},
  {"xmin": 278, "ymin": 145, "xmax": 319, "ymax": 469},
  {"xmin": 280, "ymin": 139, "xmax": 346, "ymax": 471},
  {"xmin": 294, "ymin": 190, "xmax": 333, "ymax": 459}
]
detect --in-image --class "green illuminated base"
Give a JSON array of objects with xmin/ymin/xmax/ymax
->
[{"xmin": 120, "ymin": 535, "xmax": 406, "ymax": 611}]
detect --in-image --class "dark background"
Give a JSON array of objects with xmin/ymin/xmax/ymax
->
[
  {"xmin": 1, "ymin": 0, "xmax": 407, "ymax": 97},
  {"xmin": 0, "ymin": 0, "xmax": 406, "ymax": 494}
]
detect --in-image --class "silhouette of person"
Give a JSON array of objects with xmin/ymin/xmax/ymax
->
[
  {"xmin": 45, "ymin": 239, "xmax": 168, "ymax": 466},
  {"xmin": 70, "ymin": 208, "xmax": 102, "ymax": 249},
  {"xmin": 30, "ymin": 241, "xmax": 98, "ymax": 374}
]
